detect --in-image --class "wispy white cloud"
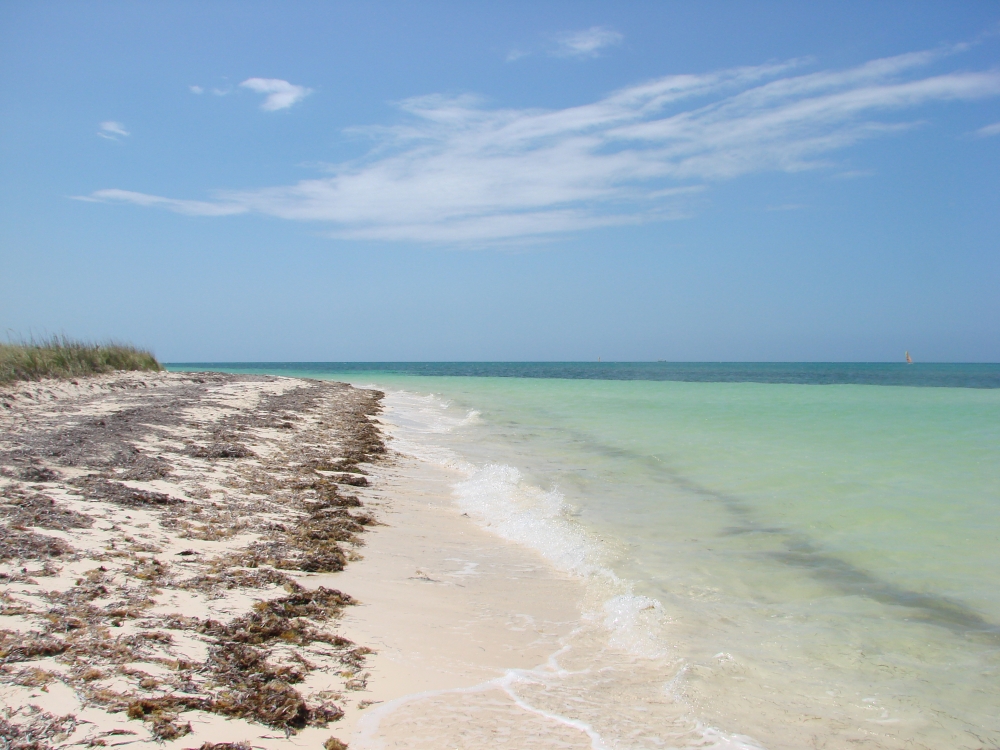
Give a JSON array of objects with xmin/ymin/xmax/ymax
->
[
  {"xmin": 976, "ymin": 120, "xmax": 1000, "ymax": 136},
  {"xmin": 97, "ymin": 121, "xmax": 129, "ymax": 140},
  {"xmin": 553, "ymin": 26, "xmax": 623, "ymax": 58},
  {"xmin": 84, "ymin": 45, "xmax": 1000, "ymax": 244},
  {"xmin": 239, "ymin": 78, "xmax": 313, "ymax": 111},
  {"xmin": 76, "ymin": 189, "xmax": 247, "ymax": 216},
  {"xmin": 190, "ymin": 85, "xmax": 204, "ymax": 94}
]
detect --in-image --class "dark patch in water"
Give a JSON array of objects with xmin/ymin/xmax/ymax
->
[
  {"xmin": 664, "ymin": 464, "xmax": 1000, "ymax": 640},
  {"xmin": 552, "ymin": 426, "xmax": 1000, "ymax": 640},
  {"xmin": 767, "ymin": 539, "xmax": 1000, "ymax": 637}
]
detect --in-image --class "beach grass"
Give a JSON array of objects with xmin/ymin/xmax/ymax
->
[{"xmin": 0, "ymin": 336, "xmax": 163, "ymax": 383}]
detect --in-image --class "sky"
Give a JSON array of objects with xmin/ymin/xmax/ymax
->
[{"xmin": 2, "ymin": 1, "xmax": 999, "ymax": 362}]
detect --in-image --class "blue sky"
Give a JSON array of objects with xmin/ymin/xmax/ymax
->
[{"xmin": 2, "ymin": 2, "xmax": 999, "ymax": 362}]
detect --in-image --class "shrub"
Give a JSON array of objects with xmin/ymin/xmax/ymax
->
[{"xmin": 0, "ymin": 335, "xmax": 162, "ymax": 383}]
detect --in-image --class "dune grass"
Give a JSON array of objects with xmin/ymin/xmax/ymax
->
[{"xmin": 0, "ymin": 336, "xmax": 163, "ymax": 384}]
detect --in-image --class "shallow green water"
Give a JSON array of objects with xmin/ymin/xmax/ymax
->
[{"xmin": 171, "ymin": 364, "xmax": 1000, "ymax": 748}]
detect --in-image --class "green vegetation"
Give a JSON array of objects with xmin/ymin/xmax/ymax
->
[{"xmin": 0, "ymin": 336, "xmax": 163, "ymax": 383}]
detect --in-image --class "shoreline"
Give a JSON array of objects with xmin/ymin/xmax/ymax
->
[
  {"xmin": 326, "ymin": 451, "xmax": 587, "ymax": 746},
  {"xmin": 0, "ymin": 371, "xmax": 590, "ymax": 749},
  {"xmin": 6, "ymin": 367, "xmax": 998, "ymax": 748}
]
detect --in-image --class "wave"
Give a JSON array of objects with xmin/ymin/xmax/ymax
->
[
  {"xmin": 375, "ymin": 387, "xmax": 766, "ymax": 749},
  {"xmin": 381, "ymin": 388, "xmax": 666, "ymax": 653}
]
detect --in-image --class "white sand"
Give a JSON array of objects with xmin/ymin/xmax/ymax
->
[
  {"xmin": 1, "ymin": 372, "xmax": 592, "ymax": 750},
  {"xmin": 314, "ymin": 453, "xmax": 588, "ymax": 748}
]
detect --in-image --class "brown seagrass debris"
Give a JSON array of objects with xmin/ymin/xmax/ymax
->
[
  {"xmin": 222, "ymin": 538, "xmax": 346, "ymax": 574},
  {"xmin": 198, "ymin": 587, "xmax": 354, "ymax": 643},
  {"xmin": 125, "ymin": 648, "xmax": 343, "ymax": 730},
  {"xmin": 0, "ymin": 527, "xmax": 75, "ymax": 562},
  {"xmin": 188, "ymin": 442, "xmax": 255, "ymax": 459},
  {"xmin": 116, "ymin": 452, "xmax": 173, "ymax": 481},
  {"xmin": 0, "ymin": 711, "xmax": 78, "ymax": 750},
  {"xmin": 17, "ymin": 465, "xmax": 60, "ymax": 483},
  {"xmin": 121, "ymin": 586, "xmax": 361, "ymax": 731},
  {"xmin": 220, "ymin": 496, "xmax": 375, "ymax": 572},
  {"xmin": 73, "ymin": 477, "xmax": 182, "ymax": 507},
  {"xmin": 178, "ymin": 567, "xmax": 293, "ymax": 593},
  {"xmin": 0, "ymin": 620, "xmax": 164, "ymax": 670},
  {"xmin": 0, "ymin": 630, "xmax": 68, "ymax": 663},
  {"xmin": 0, "ymin": 374, "xmax": 385, "ymax": 738},
  {"xmin": 328, "ymin": 473, "xmax": 369, "ymax": 487},
  {"xmin": 0, "ymin": 490, "xmax": 94, "ymax": 530},
  {"xmin": 200, "ymin": 590, "xmax": 357, "ymax": 726}
]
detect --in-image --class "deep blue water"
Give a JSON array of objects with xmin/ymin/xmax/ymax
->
[{"xmin": 167, "ymin": 361, "xmax": 1000, "ymax": 388}]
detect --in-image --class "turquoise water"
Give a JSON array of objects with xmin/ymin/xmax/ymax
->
[{"xmin": 171, "ymin": 364, "xmax": 1000, "ymax": 748}]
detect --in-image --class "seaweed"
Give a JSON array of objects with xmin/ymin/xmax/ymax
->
[
  {"xmin": 0, "ymin": 527, "xmax": 75, "ymax": 562},
  {"xmin": 0, "ymin": 631, "xmax": 68, "ymax": 664},
  {"xmin": 297, "ymin": 548, "xmax": 347, "ymax": 574},
  {"xmin": 224, "ymin": 536, "xmax": 348, "ymax": 574},
  {"xmin": 0, "ymin": 710, "xmax": 78, "ymax": 750},
  {"xmin": 127, "ymin": 696, "xmax": 211, "ymax": 718},
  {"xmin": 116, "ymin": 453, "xmax": 172, "ymax": 481},
  {"xmin": 74, "ymin": 477, "xmax": 182, "ymax": 507},
  {"xmin": 178, "ymin": 567, "xmax": 293, "ymax": 593},
  {"xmin": 198, "ymin": 588, "xmax": 353, "ymax": 649},
  {"xmin": 151, "ymin": 716, "xmax": 192, "ymax": 740},
  {"xmin": 124, "ymin": 643, "xmax": 342, "ymax": 731},
  {"xmin": 180, "ymin": 588, "xmax": 357, "ymax": 728},
  {"xmin": 0, "ymin": 490, "xmax": 94, "ymax": 530},
  {"xmin": 18, "ymin": 466, "xmax": 59, "ymax": 483},
  {"xmin": 0, "ymin": 373, "xmax": 384, "ymax": 738},
  {"xmin": 6, "ymin": 666, "xmax": 57, "ymax": 687},
  {"xmin": 123, "ymin": 556, "xmax": 170, "ymax": 583},
  {"xmin": 188, "ymin": 443, "xmax": 254, "ymax": 459}
]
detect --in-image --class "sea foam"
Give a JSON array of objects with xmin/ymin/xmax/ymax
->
[
  {"xmin": 381, "ymin": 389, "xmax": 665, "ymax": 655},
  {"xmin": 369, "ymin": 387, "xmax": 768, "ymax": 750}
]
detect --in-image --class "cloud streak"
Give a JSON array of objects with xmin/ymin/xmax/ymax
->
[
  {"xmin": 240, "ymin": 78, "xmax": 313, "ymax": 111},
  {"xmin": 97, "ymin": 121, "xmax": 129, "ymax": 140},
  {"xmin": 85, "ymin": 46, "xmax": 1000, "ymax": 243},
  {"xmin": 553, "ymin": 26, "xmax": 623, "ymax": 58},
  {"xmin": 77, "ymin": 189, "xmax": 247, "ymax": 216},
  {"xmin": 976, "ymin": 121, "xmax": 1000, "ymax": 136}
]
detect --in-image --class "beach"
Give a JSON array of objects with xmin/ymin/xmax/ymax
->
[
  {"xmin": 4, "ymin": 365, "xmax": 1000, "ymax": 749},
  {"xmin": 0, "ymin": 372, "xmax": 594, "ymax": 749},
  {"xmin": 0, "ymin": 371, "xmax": 393, "ymax": 748},
  {"xmin": 187, "ymin": 364, "xmax": 1000, "ymax": 749}
]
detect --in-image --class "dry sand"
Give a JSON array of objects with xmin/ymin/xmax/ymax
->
[{"xmin": 0, "ymin": 372, "xmax": 588, "ymax": 750}]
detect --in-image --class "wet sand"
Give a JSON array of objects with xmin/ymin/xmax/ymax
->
[{"xmin": 326, "ymin": 453, "xmax": 586, "ymax": 748}]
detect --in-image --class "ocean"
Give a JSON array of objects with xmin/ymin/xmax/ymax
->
[{"xmin": 169, "ymin": 363, "xmax": 1000, "ymax": 749}]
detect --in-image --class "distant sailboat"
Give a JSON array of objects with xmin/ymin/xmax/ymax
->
[{"xmin": 905, "ymin": 351, "xmax": 913, "ymax": 364}]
